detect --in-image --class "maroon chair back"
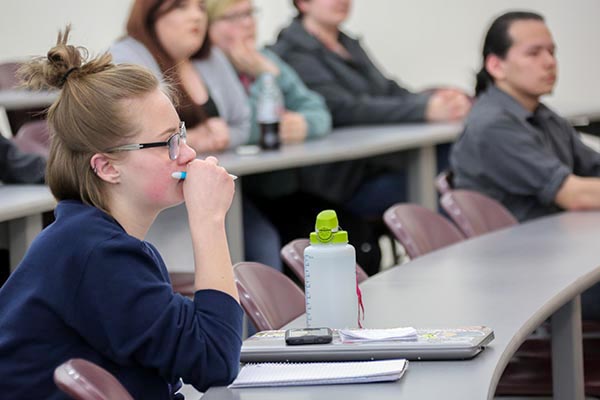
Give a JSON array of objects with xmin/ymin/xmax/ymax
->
[
  {"xmin": 54, "ymin": 358, "xmax": 133, "ymax": 400},
  {"xmin": 434, "ymin": 169, "xmax": 454, "ymax": 195},
  {"xmin": 440, "ymin": 190, "xmax": 518, "ymax": 238},
  {"xmin": 234, "ymin": 262, "xmax": 305, "ymax": 331},
  {"xmin": 12, "ymin": 120, "xmax": 50, "ymax": 157},
  {"xmin": 280, "ymin": 238, "xmax": 369, "ymax": 284},
  {"xmin": 383, "ymin": 203, "xmax": 465, "ymax": 259},
  {"xmin": 0, "ymin": 62, "xmax": 48, "ymax": 133},
  {"xmin": 0, "ymin": 62, "xmax": 19, "ymax": 89},
  {"xmin": 169, "ymin": 272, "xmax": 195, "ymax": 298}
]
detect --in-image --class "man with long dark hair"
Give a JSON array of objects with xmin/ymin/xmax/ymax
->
[{"xmin": 451, "ymin": 11, "xmax": 600, "ymax": 222}]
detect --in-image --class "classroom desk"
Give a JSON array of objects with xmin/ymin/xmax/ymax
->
[
  {"xmin": 0, "ymin": 184, "xmax": 55, "ymax": 271},
  {"xmin": 0, "ymin": 89, "xmax": 57, "ymax": 137},
  {"xmin": 203, "ymin": 211, "xmax": 600, "ymax": 400},
  {"xmin": 0, "ymin": 89, "xmax": 58, "ymax": 110},
  {"xmin": 146, "ymin": 122, "xmax": 462, "ymax": 269}
]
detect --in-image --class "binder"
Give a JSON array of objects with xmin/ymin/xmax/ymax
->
[{"xmin": 241, "ymin": 326, "xmax": 494, "ymax": 362}]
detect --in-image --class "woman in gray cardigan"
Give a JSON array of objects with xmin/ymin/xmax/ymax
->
[{"xmin": 110, "ymin": 0, "xmax": 250, "ymax": 153}]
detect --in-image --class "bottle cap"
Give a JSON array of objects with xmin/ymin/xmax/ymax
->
[{"xmin": 310, "ymin": 210, "xmax": 348, "ymax": 244}]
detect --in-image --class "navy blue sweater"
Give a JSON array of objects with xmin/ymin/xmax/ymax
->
[{"xmin": 0, "ymin": 200, "xmax": 243, "ymax": 399}]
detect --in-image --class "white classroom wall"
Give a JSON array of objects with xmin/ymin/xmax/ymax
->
[{"xmin": 1, "ymin": 0, "xmax": 599, "ymax": 116}]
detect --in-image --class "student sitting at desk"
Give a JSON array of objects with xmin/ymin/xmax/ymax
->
[
  {"xmin": 269, "ymin": 0, "xmax": 471, "ymax": 247},
  {"xmin": 450, "ymin": 11, "xmax": 600, "ymax": 319},
  {"xmin": 110, "ymin": 0, "xmax": 251, "ymax": 153},
  {"xmin": 0, "ymin": 27, "xmax": 242, "ymax": 398},
  {"xmin": 205, "ymin": 0, "xmax": 334, "ymax": 271}
]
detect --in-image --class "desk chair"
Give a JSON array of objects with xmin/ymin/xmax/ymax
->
[
  {"xmin": 0, "ymin": 62, "xmax": 46, "ymax": 133},
  {"xmin": 280, "ymin": 238, "xmax": 369, "ymax": 284},
  {"xmin": 169, "ymin": 272, "xmax": 196, "ymax": 298},
  {"xmin": 383, "ymin": 203, "xmax": 465, "ymax": 259},
  {"xmin": 234, "ymin": 262, "xmax": 305, "ymax": 331},
  {"xmin": 440, "ymin": 189, "xmax": 518, "ymax": 238},
  {"xmin": 54, "ymin": 358, "xmax": 133, "ymax": 400},
  {"xmin": 12, "ymin": 120, "xmax": 50, "ymax": 157},
  {"xmin": 434, "ymin": 169, "xmax": 454, "ymax": 195}
]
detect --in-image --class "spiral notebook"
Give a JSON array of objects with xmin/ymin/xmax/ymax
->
[{"xmin": 229, "ymin": 359, "xmax": 408, "ymax": 388}]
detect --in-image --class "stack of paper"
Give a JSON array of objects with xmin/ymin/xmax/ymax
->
[
  {"xmin": 338, "ymin": 327, "xmax": 418, "ymax": 342},
  {"xmin": 228, "ymin": 359, "xmax": 408, "ymax": 388}
]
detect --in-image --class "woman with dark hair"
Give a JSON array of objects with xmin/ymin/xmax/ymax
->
[
  {"xmin": 111, "ymin": 0, "xmax": 250, "ymax": 153},
  {"xmin": 0, "ymin": 27, "xmax": 242, "ymax": 398},
  {"xmin": 266, "ymin": 1, "xmax": 471, "ymax": 270},
  {"xmin": 275, "ymin": 0, "xmax": 471, "ymax": 126}
]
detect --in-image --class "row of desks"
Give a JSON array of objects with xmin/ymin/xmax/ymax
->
[
  {"xmin": 205, "ymin": 211, "xmax": 600, "ymax": 399},
  {"xmin": 2, "ymin": 89, "xmax": 600, "ymax": 398},
  {"xmin": 0, "ymin": 122, "xmax": 462, "ymax": 270}
]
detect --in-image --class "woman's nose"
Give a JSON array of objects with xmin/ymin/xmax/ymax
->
[{"xmin": 178, "ymin": 142, "xmax": 197, "ymax": 164}]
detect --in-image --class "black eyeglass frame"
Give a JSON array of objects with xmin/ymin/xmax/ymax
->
[{"xmin": 106, "ymin": 121, "xmax": 186, "ymax": 161}]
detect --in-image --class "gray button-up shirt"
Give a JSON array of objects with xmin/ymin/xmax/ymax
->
[{"xmin": 450, "ymin": 85, "xmax": 600, "ymax": 222}]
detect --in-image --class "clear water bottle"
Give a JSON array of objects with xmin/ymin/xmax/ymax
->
[
  {"xmin": 304, "ymin": 210, "xmax": 359, "ymax": 329},
  {"xmin": 256, "ymin": 73, "xmax": 282, "ymax": 150}
]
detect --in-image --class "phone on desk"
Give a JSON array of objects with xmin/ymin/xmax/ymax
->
[{"xmin": 285, "ymin": 327, "xmax": 333, "ymax": 345}]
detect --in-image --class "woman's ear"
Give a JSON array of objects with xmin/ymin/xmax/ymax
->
[{"xmin": 90, "ymin": 153, "xmax": 121, "ymax": 184}]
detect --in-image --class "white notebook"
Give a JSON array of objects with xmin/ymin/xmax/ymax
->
[{"xmin": 228, "ymin": 359, "xmax": 408, "ymax": 388}]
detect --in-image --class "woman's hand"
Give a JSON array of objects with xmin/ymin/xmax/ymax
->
[
  {"xmin": 183, "ymin": 156, "xmax": 235, "ymax": 223},
  {"xmin": 226, "ymin": 38, "xmax": 279, "ymax": 78},
  {"xmin": 204, "ymin": 117, "xmax": 230, "ymax": 151},
  {"xmin": 186, "ymin": 118, "xmax": 231, "ymax": 153},
  {"xmin": 279, "ymin": 111, "xmax": 308, "ymax": 144}
]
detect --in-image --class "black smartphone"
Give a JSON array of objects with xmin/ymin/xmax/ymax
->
[{"xmin": 285, "ymin": 327, "xmax": 333, "ymax": 345}]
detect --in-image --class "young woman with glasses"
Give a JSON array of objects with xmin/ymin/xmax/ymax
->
[{"xmin": 0, "ymin": 27, "xmax": 242, "ymax": 399}]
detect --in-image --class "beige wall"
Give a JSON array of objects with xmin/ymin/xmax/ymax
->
[{"xmin": 1, "ymin": 0, "xmax": 599, "ymax": 115}]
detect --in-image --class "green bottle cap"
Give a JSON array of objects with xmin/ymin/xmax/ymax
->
[{"xmin": 309, "ymin": 210, "xmax": 348, "ymax": 244}]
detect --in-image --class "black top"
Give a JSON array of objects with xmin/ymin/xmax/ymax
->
[
  {"xmin": 270, "ymin": 18, "xmax": 430, "ymax": 127},
  {"xmin": 0, "ymin": 134, "xmax": 45, "ymax": 183},
  {"xmin": 450, "ymin": 85, "xmax": 600, "ymax": 221},
  {"xmin": 202, "ymin": 94, "xmax": 220, "ymax": 119}
]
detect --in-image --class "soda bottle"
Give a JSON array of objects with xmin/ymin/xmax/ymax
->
[{"xmin": 256, "ymin": 73, "xmax": 283, "ymax": 150}]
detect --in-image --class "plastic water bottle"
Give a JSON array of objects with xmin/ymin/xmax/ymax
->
[
  {"xmin": 304, "ymin": 210, "xmax": 359, "ymax": 329},
  {"xmin": 256, "ymin": 73, "xmax": 282, "ymax": 150}
]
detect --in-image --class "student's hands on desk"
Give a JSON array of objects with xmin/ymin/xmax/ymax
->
[
  {"xmin": 425, "ymin": 88, "xmax": 472, "ymax": 122},
  {"xmin": 279, "ymin": 111, "xmax": 308, "ymax": 144},
  {"xmin": 186, "ymin": 117, "xmax": 231, "ymax": 153}
]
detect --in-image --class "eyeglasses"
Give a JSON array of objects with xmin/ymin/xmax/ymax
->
[
  {"xmin": 107, "ymin": 121, "xmax": 187, "ymax": 160},
  {"xmin": 215, "ymin": 7, "xmax": 259, "ymax": 22}
]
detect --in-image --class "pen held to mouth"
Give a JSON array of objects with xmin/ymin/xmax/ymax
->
[{"xmin": 171, "ymin": 171, "xmax": 238, "ymax": 181}]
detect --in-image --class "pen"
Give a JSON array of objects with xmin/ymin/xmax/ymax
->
[{"xmin": 171, "ymin": 171, "xmax": 238, "ymax": 180}]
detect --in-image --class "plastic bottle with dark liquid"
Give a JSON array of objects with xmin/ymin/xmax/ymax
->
[{"xmin": 256, "ymin": 73, "xmax": 283, "ymax": 150}]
